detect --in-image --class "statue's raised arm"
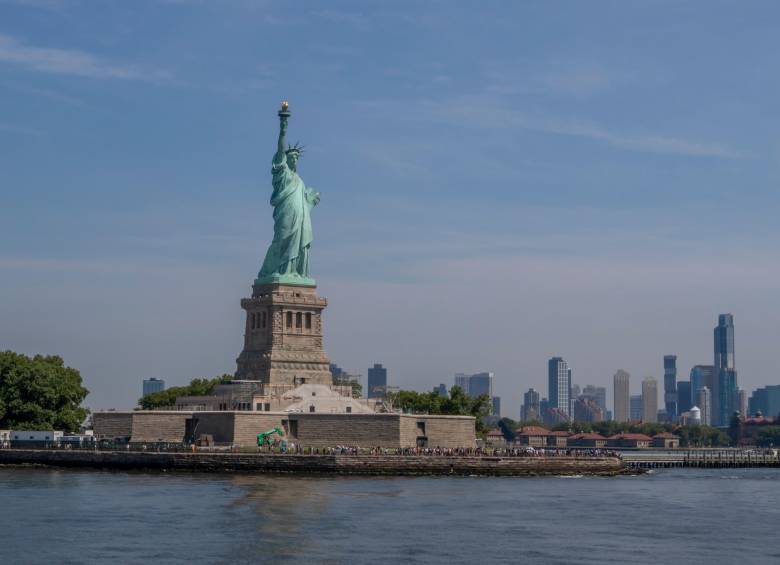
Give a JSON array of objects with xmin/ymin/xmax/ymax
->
[
  {"xmin": 276, "ymin": 100, "xmax": 289, "ymax": 159},
  {"xmin": 256, "ymin": 101, "xmax": 317, "ymax": 286}
]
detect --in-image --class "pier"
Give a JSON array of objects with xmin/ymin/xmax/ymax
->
[{"xmin": 621, "ymin": 449, "xmax": 780, "ymax": 469}]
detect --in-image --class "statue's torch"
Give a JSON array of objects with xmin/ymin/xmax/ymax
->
[{"xmin": 278, "ymin": 100, "xmax": 291, "ymax": 119}]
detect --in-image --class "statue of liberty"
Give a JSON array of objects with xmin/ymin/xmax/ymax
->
[{"xmin": 256, "ymin": 102, "xmax": 320, "ymax": 286}]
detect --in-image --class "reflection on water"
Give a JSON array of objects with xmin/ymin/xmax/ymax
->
[{"xmin": 1, "ymin": 468, "xmax": 779, "ymax": 564}]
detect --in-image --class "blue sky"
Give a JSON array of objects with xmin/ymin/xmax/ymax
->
[{"xmin": 1, "ymin": 0, "xmax": 779, "ymax": 415}]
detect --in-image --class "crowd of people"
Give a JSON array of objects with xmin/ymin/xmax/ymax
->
[{"xmin": 255, "ymin": 442, "xmax": 621, "ymax": 458}]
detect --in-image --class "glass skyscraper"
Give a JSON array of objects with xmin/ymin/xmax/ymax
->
[
  {"xmin": 548, "ymin": 357, "xmax": 570, "ymax": 417},
  {"xmin": 663, "ymin": 355, "xmax": 677, "ymax": 420},
  {"xmin": 367, "ymin": 363, "xmax": 388, "ymax": 398},
  {"xmin": 714, "ymin": 314, "xmax": 737, "ymax": 426}
]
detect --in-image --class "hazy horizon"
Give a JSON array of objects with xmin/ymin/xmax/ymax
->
[{"xmin": 2, "ymin": 1, "xmax": 780, "ymax": 417}]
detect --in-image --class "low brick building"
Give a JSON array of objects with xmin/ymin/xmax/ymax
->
[
  {"xmin": 515, "ymin": 426, "xmax": 551, "ymax": 447},
  {"xmin": 608, "ymin": 433, "xmax": 652, "ymax": 449},
  {"xmin": 94, "ymin": 410, "xmax": 476, "ymax": 448},
  {"xmin": 547, "ymin": 430, "xmax": 570, "ymax": 447},
  {"xmin": 651, "ymin": 432, "xmax": 680, "ymax": 448},
  {"xmin": 568, "ymin": 432, "xmax": 607, "ymax": 448}
]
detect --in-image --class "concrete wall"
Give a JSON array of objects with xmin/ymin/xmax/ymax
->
[
  {"xmin": 93, "ymin": 411, "xmax": 476, "ymax": 448},
  {"xmin": 289, "ymin": 414, "xmax": 403, "ymax": 447},
  {"xmin": 93, "ymin": 413, "xmax": 133, "ymax": 439},
  {"xmin": 93, "ymin": 412, "xmax": 190, "ymax": 443},
  {"xmin": 131, "ymin": 412, "xmax": 191, "ymax": 443},
  {"xmin": 0, "ymin": 449, "xmax": 627, "ymax": 476},
  {"xmin": 416, "ymin": 415, "xmax": 476, "ymax": 448}
]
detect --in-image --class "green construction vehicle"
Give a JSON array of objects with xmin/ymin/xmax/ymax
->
[{"xmin": 257, "ymin": 426, "xmax": 284, "ymax": 447}]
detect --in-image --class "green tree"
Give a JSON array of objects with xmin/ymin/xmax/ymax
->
[
  {"xmin": 756, "ymin": 426, "xmax": 780, "ymax": 447},
  {"xmin": 386, "ymin": 386, "xmax": 491, "ymax": 433},
  {"xmin": 498, "ymin": 417, "xmax": 518, "ymax": 441},
  {"xmin": 0, "ymin": 351, "xmax": 89, "ymax": 432},
  {"xmin": 138, "ymin": 374, "xmax": 232, "ymax": 409}
]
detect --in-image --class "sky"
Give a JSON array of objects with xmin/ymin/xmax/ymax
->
[{"xmin": 1, "ymin": 1, "xmax": 779, "ymax": 416}]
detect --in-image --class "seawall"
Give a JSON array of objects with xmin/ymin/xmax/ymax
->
[{"xmin": 0, "ymin": 449, "xmax": 627, "ymax": 476}]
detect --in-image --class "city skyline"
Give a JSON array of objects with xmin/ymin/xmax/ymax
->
[{"xmin": 3, "ymin": 3, "xmax": 780, "ymax": 418}]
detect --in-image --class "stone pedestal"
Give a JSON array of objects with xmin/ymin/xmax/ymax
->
[{"xmin": 235, "ymin": 283, "xmax": 331, "ymax": 386}]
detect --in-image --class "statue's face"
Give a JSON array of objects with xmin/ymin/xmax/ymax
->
[{"xmin": 286, "ymin": 152, "xmax": 298, "ymax": 170}]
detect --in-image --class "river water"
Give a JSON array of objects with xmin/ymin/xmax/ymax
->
[{"xmin": 0, "ymin": 467, "xmax": 777, "ymax": 564}]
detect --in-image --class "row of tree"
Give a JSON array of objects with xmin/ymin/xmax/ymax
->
[
  {"xmin": 496, "ymin": 417, "xmax": 732, "ymax": 447},
  {"xmin": 386, "ymin": 386, "xmax": 492, "ymax": 432},
  {"xmin": 138, "ymin": 375, "xmax": 233, "ymax": 409}
]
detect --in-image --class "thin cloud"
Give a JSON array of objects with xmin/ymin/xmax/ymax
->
[
  {"xmin": 0, "ymin": 33, "xmax": 171, "ymax": 82},
  {"xmin": 432, "ymin": 98, "xmax": 744, "ymax": 159}
]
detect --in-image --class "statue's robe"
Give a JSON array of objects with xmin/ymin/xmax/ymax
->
[{"xmin": 258, "ymin": 151, "xmax": 318, "ymax": 278}]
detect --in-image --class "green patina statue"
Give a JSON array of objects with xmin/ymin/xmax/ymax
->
[{"xmin": 256, "ymin": 101, "xmax": 320, "ymax": 286}]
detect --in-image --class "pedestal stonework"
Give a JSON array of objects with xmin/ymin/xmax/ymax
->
[{"xmin": 235, "ymin": 283, "xmax": 331, "ymax": 385}]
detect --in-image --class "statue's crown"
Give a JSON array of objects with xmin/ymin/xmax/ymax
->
[{"xmin": 286, "ymin": 142, "xmax": 304, "ymax": 156}]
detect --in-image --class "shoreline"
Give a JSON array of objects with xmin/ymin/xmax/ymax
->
[{"xmin": 0, "ymin": 449, "xmax": 630, "ymax": 477}]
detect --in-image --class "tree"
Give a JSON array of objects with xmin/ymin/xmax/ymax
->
[
  {"xmin": 756, "ymin": 426, "xmax": 780, "ymax": 447},
  {"xmin": 138, "ymin": 374, "xmax": 232, "ymax": 409},
  {"xmin": 498, "ymin": 417, "xmax": 518, "ymax": 442},
  {"xmin": 0, "ymin": 351, "xmax": 89, "ymax": 432},
  {"xmin": 386, "ymin": 386, "xmax": 492, "ymax": 433}
]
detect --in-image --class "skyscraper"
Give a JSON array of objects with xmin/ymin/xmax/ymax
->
[
  {"xmin": 690, "ymin": 365, "xmax": 715, "ymax": 406},
  {"xmin": 491, "ymin": 396, "xmax": 501, "ymax": 418},
  {"xmin": 582, "ymin": 385, "xmax": 607, "ymax": 413},
  {"xmin": 630, "ymin": 394, "xmax": 643, "ymax": 421},
  {"xmin": 522, "ymin": 388, "xmax": 541, "ymax": 421},
  {"xmin": 548, "ymin": 357, "xmax": 570, "ymax": 417},
  {"xmin": 737, "ymin": 388, "xmax": 748, "ymax": 418},
  {"xmin": 642, "ymin": 377, "xmax": 658, "ymax": 423},
  {"xmin": 613, "ymin": 370, "xmax": 630, "ymax": 422},
  {"xmin": 433, "ymin": 383, "xmax": 448, "ymax": 397},
  {"xmin": 714, "ymin": 314, "xmax": 738, "ymax": 426},
  {"xmin": 142, "ymin": 377, "xmax": 165, "ymax": 396},
  {"xmin": 454, "ymin": 373, "xmax": 470, "ymax": 395},
  {"xmin": 367, "ymin": 363, "xmax": 388, "ymax": 398},
  {"xmin": 677, "ymin": 381, "xmax": 692, "ymax": 415},
  {"xmin": 698, "ymin": 386, "xmax": 712, "ymax": 426},
  {"xmin": 748, "ymin": 385, "xmax": 780, "ymax": 417},
  {"xmin": 663, "ymin": 355, "xmax": 677, "ymax": 420},
  {"xmin": 469, "ymin": 372, "xmax": 494, "ymax": 398}
]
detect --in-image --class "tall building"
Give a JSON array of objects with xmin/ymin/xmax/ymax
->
[
  {"xmin": 454, "ymin": 373, "xmax": 470, "ymax": 395},
  {"xmin": 613, "ymin": 370, "xmax": 630, "ymax": 422},
  {"xmin": 630, "ymin": 394, "xmax": 643, "ymax": 421},
  {"xmin": 142, "ymin": 378, "xmax": 165, "ymax": 396},
  {"xmin": 491, "ymin": 396, "xmax": 501, "ymax": 418},
  {"xmin": 736, "ymin": 387, "xmax": 748, "ymax": 418},
  {"xmin": 569, "ymin": 382, "xmax": 579, "ymax": 418},
  {"xmin": 663, "ymin": 355, "xmax": 677, "ymax": 420},
  {"xmin": 574, "ymin": 397, "xmax": 604, "ymax": 423},
  {"xmin": 582, "ymin": 385, "xmax": 607, "ymax": 413},
  {"xmin": 548, "ymin": 357, "xmax": 571, "ymax": 418},
  {"xmin": 748, "ymin": 385, "xmax": 780, "ymax": 417},
  {"xmin": 522, "ymin": 388, "xmax": 541, "ymax": 421},
  {"xmin": 714, "ymin": 314, "xmax": 738, "ymax": 426},
  {"xmin": 642, "ymin": 377, "xmax": 658, "ymax": 423},
  {"xmin": 433, "ymin": 383, "xmax": 448, "ymax": 397},
  {"xmin": 367, "ymin": 363, "xmax": 388, "ymax": 398},
  {"xmin": 469, "ymin": 372, "xmax": 494, "ymax": 398},
  {"xmin": 698, "ymin": 386, "xmax": 712, "ymax": 426},
  {"xmin": 690, "ymin": 365, "xmax": 715, "ymax": 406},
  {"xmin": 677, "ymin": 381, "xmax": 692, "ymax": 415}
]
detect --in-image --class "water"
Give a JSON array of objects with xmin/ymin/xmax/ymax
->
[{"xmin": 0, "ymin": 467, "xmax": 778, "ymax": 565}]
